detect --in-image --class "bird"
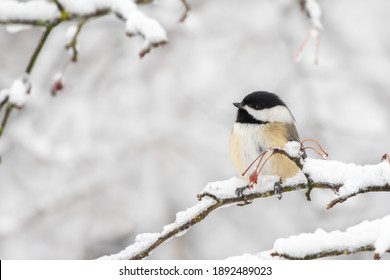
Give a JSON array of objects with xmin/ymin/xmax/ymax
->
[{"xmin": 230, "ymin": 91, "xmax": 303, "ymax": 197}]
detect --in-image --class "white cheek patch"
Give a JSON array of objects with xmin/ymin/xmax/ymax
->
[{"xmin": 244, "ymin": 105, "xmax": 295, "ymax": 124}]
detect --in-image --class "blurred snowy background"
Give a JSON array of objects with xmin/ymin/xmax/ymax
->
[{"xmin": 0, "ymin": 0, "xmax": 390, "ymax": 259}]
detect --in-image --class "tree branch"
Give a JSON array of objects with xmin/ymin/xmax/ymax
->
[
  {"xmin": 264, "ymin": 214, "xmax": 390, "ymax": 260},
  {"xmin": 100, "ymin": 144, "xmax": 390, "ymax": 260},
  {"xmin": 26, "ymin": 25, "xmax": 55, "ymax": 74},
  {"xmin": 271, "ymin": 246, "xmax": 390, "ymax": 260},
  {"xmin": 0, "ymin": 0, "xmax": 168, "ymax": 58}
]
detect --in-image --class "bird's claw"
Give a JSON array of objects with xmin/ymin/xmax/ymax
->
[
  {"xmin": 235, "ymin": 185, "xmax": 249, "ymax": 197},
  {"xmin": 274, "ymin": 181, "xmax": 283, "ymax": 200}
]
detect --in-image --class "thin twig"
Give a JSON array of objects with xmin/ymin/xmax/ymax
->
[
  {"xmin": 0, "ymin": 104, "xmax": 14, "ymax": 139},
  {"xmin": 0, "ymin": 96, "xmax": 9, "ymax": 113},
  {"xmin": 52, "ymin": 0, "xmax": 65, "ymax": 12},
  {"xmin": 327, "ymin": 185, "xmax": 390, "ymax": 209},
  {"xmin": 26, "ymin": 25, "xmax": 55, "ymax": 74},
  {"xmin": 66, "ymin": 19, "xmax": 88, "ymax": 62},
  {"xmin": 179, "ymin": 0, "xmax": 191, "ymax": 22}
]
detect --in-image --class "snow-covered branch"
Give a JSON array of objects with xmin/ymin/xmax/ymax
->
[
  {"xmin": 99, "ymin": 143, "xmax": 390, "ymax": 260},
  {"xmin": 0, "ymin": 0, "xmax": 168, "ymax": 58},
  {"xmin": 244, "ymin": 215, "xmax": 390, "ymax": 260}
]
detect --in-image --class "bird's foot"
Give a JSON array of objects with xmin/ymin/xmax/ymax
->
[
  {"xmin": 274, "ymin": 181, "xmax": 283, "ymax": 200},
  {"xmin": 235, "ymin": 185, "xmax": 250, "ymax": 197}
]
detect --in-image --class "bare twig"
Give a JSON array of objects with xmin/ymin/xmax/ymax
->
[
  {"xmin": 0, "ymin": 104, "xmax": 14, "ymax": 139},
  {"xmin": 0, "ymin": 96, "xmax": 9, "ymax": 113},
  {"xmin": 52, "ymin": 0, "xmax": 65, "ymax": 12},
  {"xmin": 26, "ymin": 26, "xmax": 55, "ymax": 74},
  {"xmin": 65, "ymin": 19, "xmax": 87, "ymax": 62},
  {"xmin": 179, "ymin": 0, "xmax": 191, "ymax": 22}
]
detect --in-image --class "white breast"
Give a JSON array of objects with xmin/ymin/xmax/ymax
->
[{"xmin": 230, "ymin": 123, "xmax": 272, "ymax": 179}]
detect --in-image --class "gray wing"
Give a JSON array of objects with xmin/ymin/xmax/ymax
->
[
  {"xmin": 287, "ymin": 123, "xmax": 307, "ymax": 159},
  {"xmin": 287, "ymin": 123, "xmax": 300, "ymax": 142}
]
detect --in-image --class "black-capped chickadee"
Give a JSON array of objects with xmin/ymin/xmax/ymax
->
[{"xmin": 230, "ymin": 91, "xmax": 302, "ymax": 197}]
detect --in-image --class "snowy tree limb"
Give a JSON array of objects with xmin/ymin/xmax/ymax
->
[
  {"xmin": 327, "ymin": 185, "xmax": 390, "ymax": 209},
  {"xmin": 244, "ymin": 214, "xmax": 390, "ymax": 260},
  {"xmin": 100, "ymin": 143, "xmax": 390, "ymax": 260},
  {"xmin": 0, "ymin": 0, "xmax": 168, "ymax": 58}
]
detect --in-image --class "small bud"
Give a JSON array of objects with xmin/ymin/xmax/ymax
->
[{"xmin": 51, "ymin": 72, "xmax": 64, "ymax": 96}]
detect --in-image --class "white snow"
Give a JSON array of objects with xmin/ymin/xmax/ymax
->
[
  {"xmin": 1, "ymin": 74, "xmax": 31, "ymax": 107},
  {"xmin": 0, "ymin": 0, "xmax": 59, "ymax": 22},
  {"xmin": 60, "ymin": 0, "xmax": 168, "ymax": 53},
  {"xmin": 201, "ymin": 176, "xmax": 281, "ymax": 198},
  {"xmin": 283, "ymin": 171, "xmax": 307, "ymax": 186},
  {"xmin": 283, "ymin": 141, "xmax": 302, "ymax": 158},
  {"xmin": 161, "ymin": 197, "xmax": 215, "ymax": 235},
  {"xmin": 5, "ymin": 24, "xmax": 31, "ymax": 33},
  {"xmin": 303, "ymin": 158, "xmax": 390, "ymax": 197},
  {"xmin": 272, "ymin": 215, "xmax": 390, "ymax": 259},
  {"xmin": 227, "ymin": 251, "xmax": 279, "ymax": 260},
  {"xmin": 305, "ymin": 0, "xmax": 323, "ymax": 29},
  {"xmin": 99, "ymin": 232, "xmax": 160, "ymax": 260}
]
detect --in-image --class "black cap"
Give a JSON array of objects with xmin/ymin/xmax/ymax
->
[{"xmin": 237, "ymin": 91, "xmax": 287, "ymax": 110}]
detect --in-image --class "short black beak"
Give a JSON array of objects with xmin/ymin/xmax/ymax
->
[{"xmin": 233, "ymin": 102, "xmax": 243, "ymax": 109}]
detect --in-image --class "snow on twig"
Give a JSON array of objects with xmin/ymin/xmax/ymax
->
[
  {"xmin": 0, "ymin": 74, "xmax": 31, "ymax": 108},
  {"xmin": 303, "ymin": 158, "xmax": 390, "ymax": 208},
  {"xmin": 267, "ymin": 215, "xmax": 390, "ymax": 260},
  {"xmin": 0, "ymin": 0, "xmax": 168, "ymax": 58},
  {"xmin": 230, "ymin": 215, "xmax": 390, "ymax": 260}
]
